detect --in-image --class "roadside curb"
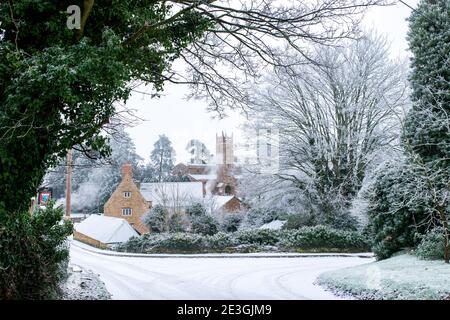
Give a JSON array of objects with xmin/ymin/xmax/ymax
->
[{"xmin": 71, "ymin": 240, "xmax": 375, "ymax": 259}]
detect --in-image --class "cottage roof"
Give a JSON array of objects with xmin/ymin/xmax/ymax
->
[
  {"xmin": 140, "ymin": 181, "xmax": 204, "ymax": 205},
  {"xmin": 209, "ymin": 195, "xmax": 237, "ymax": 208},
  {"xmin": 75, "ymin": 215, "xmax": 138, "ymax": 244}
]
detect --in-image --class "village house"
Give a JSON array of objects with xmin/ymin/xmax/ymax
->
[{"xmin": 103, "ymin": 163, "xmax": 150, "ymax": 234}]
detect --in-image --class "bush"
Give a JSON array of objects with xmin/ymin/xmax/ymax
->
[
  {"xmin": 235, "ymin": 229, "xmax": 280, "ymax": 246},
  {"xmin": 168, "ymin": 213, "xmax": 188, "ymax": 233},
  {"xmin": 191, "ymin": 215, "xmax": 219, "ymax": 236},
  {"xmin": 156, "ymin": 233, "xmax": 204, "ymax": 252},
  {"xmin": 141, "ymin": 205, "xmax": 168, "ymax": 233},
  {"xmin": 186, "ymin": 203, "xmax": 206, "ymax": 217},
  {"xmin": 204, "ymin": 232, "xmax": 236, "ymax": 249},
  {"xmin": 117, "ymin": 226, "xmax": 370, "ymax": 254},
  {"xmin": 0, "ymin": 202, "xmax": 73, "ymax": 299},
  {"xmin": 221, "ymin": 214, "xmax": 244, "ymax": 232},
  {"xmin": 241, "ymin": 208, "xmax": 281, "ymax": 228},
  {"xmin": 279, "ymin": 225, "xmax": 369, "ymax": 250},
  {"xmin": 322, "ymin": 210, "xmax": 359, "ymax": 231},
  {"xmin": 366, "ymin": 161, "xmax": 431, "ymax": 260},
  {"xmin": 416, "ymin": 227, "xmax": 446, "ymax": 260},
  {"xmin": 282, "ymin": 213, "xmax": 316, "ymax": 230}
]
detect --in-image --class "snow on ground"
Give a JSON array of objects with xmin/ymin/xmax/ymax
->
[
  {"xmin": 318, "ymin": 254, "xmax": 450, "ymax": 300},
  {"xmin": 61, "ymin": 263, "xmax": 111, "ymax": 300},
  {"xmin": 69, "ymin": 240, "xmax": 373, "ymax": 300}
]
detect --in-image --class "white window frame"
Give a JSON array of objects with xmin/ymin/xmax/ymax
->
[
  {"xmin": 122, "ymin": 208, "xmax": 132, "ymax": 216},
  {"xmin": 123, "ymin": 191, "xmax": 131, "ymax": 198}
]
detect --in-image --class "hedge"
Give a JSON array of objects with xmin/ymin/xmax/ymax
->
[{"xmin": 116, "ymin": 225, "xmax": 370, "ymax": 254}]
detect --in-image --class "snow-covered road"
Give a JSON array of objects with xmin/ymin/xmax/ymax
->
[{"xmin": 69, "ymin": 242, "xmax": 373, "ymax": 300}]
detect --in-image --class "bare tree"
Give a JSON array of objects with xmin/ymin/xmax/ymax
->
[
  {"xmin": 243, "ymin": 33, "xmax": 408, "ymax": 221},
  {"xmin": 130, "ymin": 0, "xmax": 391, "ymax": 114}
]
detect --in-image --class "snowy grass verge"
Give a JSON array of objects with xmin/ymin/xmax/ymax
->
[
  {"xmin": 317, "ymin": 254, "xmax": 450, "ymax": 300},
  {"xmin": 60, "ymin": 263, "xmax": 111, "ymax": 300}
]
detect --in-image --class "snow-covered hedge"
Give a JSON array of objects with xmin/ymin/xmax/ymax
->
[
  {"xmin": 280, "ymin": 226, "xmax": 369, "ymax": 250},
  {"xmin": 116, "ymin": 226, "xmax": 370, "ymax": 254}
]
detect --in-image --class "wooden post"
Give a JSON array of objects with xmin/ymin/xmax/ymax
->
[{"xmin": 65, "ymin": 149, "xmax": 73, "ymax": 219}]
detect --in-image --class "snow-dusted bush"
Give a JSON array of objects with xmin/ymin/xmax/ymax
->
[
  {"xmin": 366, "ymin": 161, "xmax": 432, "ymax": 260},
  {"xmin": 220, "ymin": 213, "xmax": 244, "ymax": 232},
  {"xmin": 168, "ymin": 213, "xmax": 188, "ymax": 233},
  {"xmin": 282, "ymin": 213, "xmax": 316, "ymax": 230},
  {"xmin": 190, "ymin": 215, "xmax": 219, "ymax": 236},
  {"xmin": 204, "ymin": 232, "xmax": 236, "ymax": 249},
  {"xmin": 240, "ymin": 207, "xmax": 283, "ymax": 228},
  {"xmin": 234, "ymin": 229, "xmax": 280, "ymax": 246},
  {"xmin": 186, "ymin": 202, "xmax": 207, "ymax": 217},
  {"xmin": 155, "ymin": 233, "xmax": 205, "ymax": 252},
  {"xmin": 117, "ymin": 226, "xmax": 369, "ymax": 253},
  {"xmin": 141, "ymin": 205, "xmax": 169, "ymax": 233},
  {"xmin": 416, "ymin": 227, "xmax": 446, "ymax": 261},
  {"xmin": 0, "ymin": 203, "xmax": 73, "ymax": 299},
  {"xmin": 279, "ymin": 226, "xmax": 369, "ymax": 250}
]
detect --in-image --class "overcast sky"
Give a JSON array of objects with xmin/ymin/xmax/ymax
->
[{"xmin": 126, "ymin": 0, "xmax": 419, "ymax": 164}]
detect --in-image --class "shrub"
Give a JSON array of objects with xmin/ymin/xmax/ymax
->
[
  {"xmin": 322, "ymin": 210, "xmax": 359, "ymax": 231},
  {"xmin": 156, "ymin": 233, "xmax": 204, "ymax": 252},
  {"xmin": 186, "ymin": 203, "xmax": 206, "ymax": 217},
  {"xmin": 235, "ymin": 229, "xmax": 280, "ymax": 246},
  {"xmin": 0, "ymin": 202, "xmax": 73, "ymax": 299},
  {"xmin": 168, "ymin": 213, "xmax": 188, "ymax": 233},
  {"xmin": 282, "ymin": 213, "xmax": 316, "ymax": 230},
  {"xmin": 416, "ymin": 227, "xmax": 446, "ymax": 260},
  {"xmin": 117, "ymin": 226, "xmax": 370, "ymax": 254},
  {"xmin": 241, "ymin": 208, "xmax": 281, "ymax": 228},
  {"xmin": 204, "ymin": 232, "xmax": 236, "ymax": 249},
  {"xmin": 279, "ymin": 225, "xmax": 369, "ymax": 250},
  {"xmin": 366, "ymin": 161, "xmax": 431, "ymax": 260},
  {"xmin": 141, "ymin": 205, "xmax": 168, "ymax": 233},
  {"xmin": 221, "ymin": 214, "xmax": 244, "ymax": 232},
  {"xmin": 191, "ymin": 215, "xmax": 219, "ymax": 236},
  {"xmin": 117, "ymin": 233, "xmax": 204, "ymax": 253}
]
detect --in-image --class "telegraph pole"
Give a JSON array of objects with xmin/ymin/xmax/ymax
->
[{"xmin": 65, "ymin": 149, "xmax": 73, "ymax": 219}]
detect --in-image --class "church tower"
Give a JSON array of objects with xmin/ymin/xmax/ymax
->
[
  {"xmin": 216, "ymin": 132, "xmax": 234, "ymax": 165},
  {"xmin": 215, "ymin": 132, "xmax": 236, "ymax": 195}
]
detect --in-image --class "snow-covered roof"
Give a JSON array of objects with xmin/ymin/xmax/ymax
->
[
  {"xmin": 210, "ymin": 195, "xmax": 236, "ymax": 208},
  {"xmin": 75, "ymin": 215, "xmax": 138, "ymax": 244},
  {"xmin": 140, "ymin": 182, "xmax": 204, "ymax": 205},
  {"xmin": 188, "ymin": 174, "xmax": 217, "ymax": 181},
  {"xmin": 259, "ymin": 220, "xmax": 287, "ymax": 230}
]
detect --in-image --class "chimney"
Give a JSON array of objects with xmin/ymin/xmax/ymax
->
[{"xmin": 121, "ymin": 162, "xmax": 132, "ymax": 178}]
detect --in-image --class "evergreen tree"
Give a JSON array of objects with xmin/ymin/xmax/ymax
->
[
  {"xmin": 402, "ymin": 0, "xmax": 450, "ymax": 262},
  {"xmin": 403, "ymin": 0, "xmax": 450, "ymax": 166},
  {"xmin": 150, "ymin": 135, "xmax": 176, "ymax": 182}
]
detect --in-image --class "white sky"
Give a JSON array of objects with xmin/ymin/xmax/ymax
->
[{"xmin": 126, "ymin": 0, "xmax": 419, "ymax": 163}]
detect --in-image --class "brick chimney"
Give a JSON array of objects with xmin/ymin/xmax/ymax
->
[{"xmin": 121, "ymin": 162, "xmax": 132, "ymax": 178}]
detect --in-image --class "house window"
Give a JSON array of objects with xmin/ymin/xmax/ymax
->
[
  {"xmin": 122, "ymin": 208, "xmax": 132, "ymax": 216},
  {"xmin": 123, "ymin": 191, "xmax": 131, "ymax": 198}
]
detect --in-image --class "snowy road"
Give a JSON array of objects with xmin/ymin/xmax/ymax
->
[{"xmin": 69, "ymin": 242, "xmax": 373, "ymax": 300}]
